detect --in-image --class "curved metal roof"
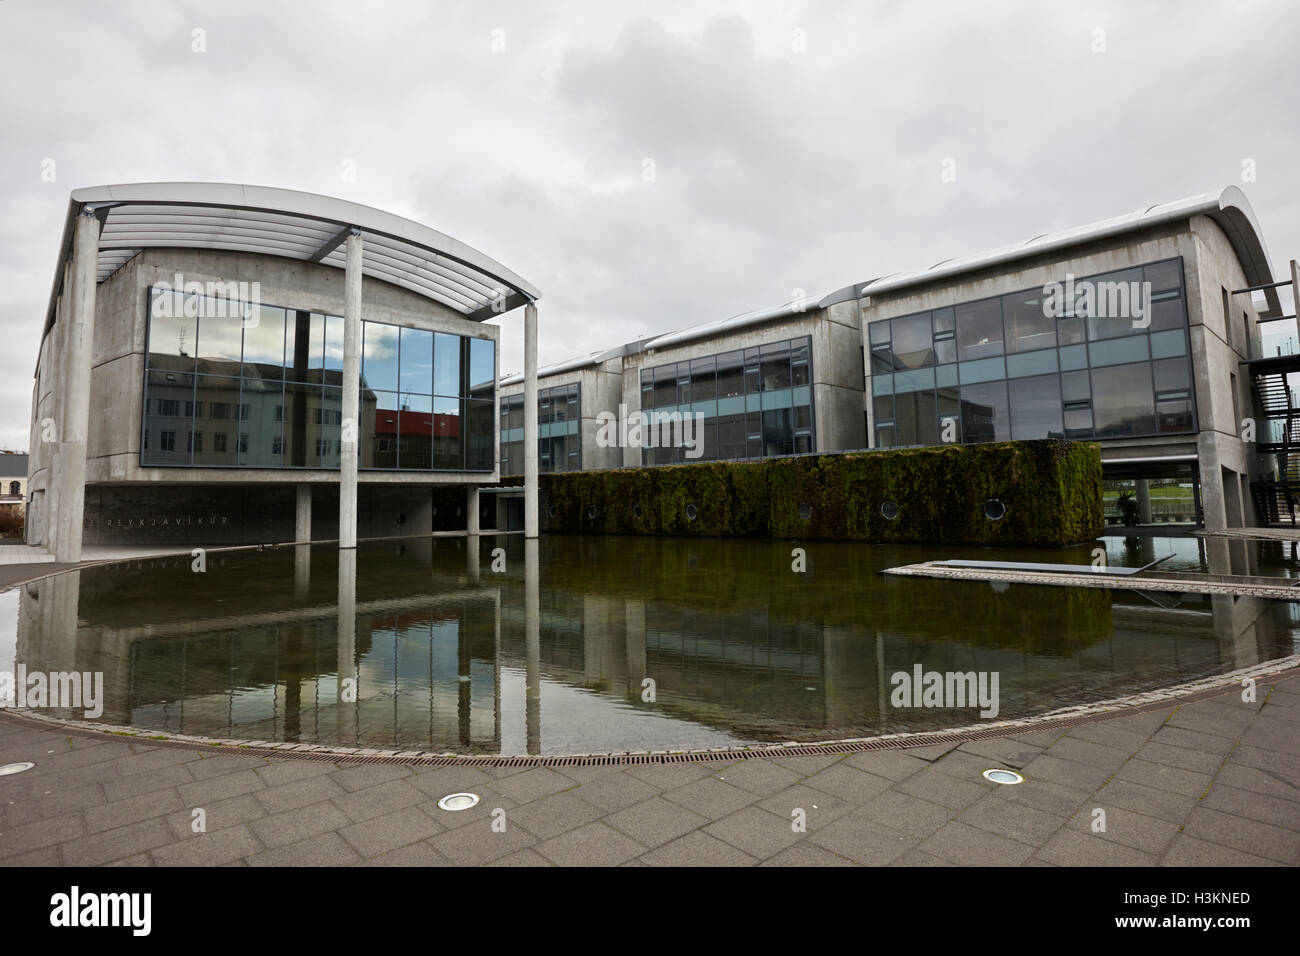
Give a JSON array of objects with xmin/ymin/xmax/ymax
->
[
  {"xmin": 44, "ymin": 182, "xmax": 540, "ymax": 338},
  {"xmin": 860, "ymin": 186, "xmax": 1275, "ymax": 301}
]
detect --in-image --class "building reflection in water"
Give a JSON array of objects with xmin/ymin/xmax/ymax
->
[{"xmin": 8, "ymin": 535, "xmax": 1300, "ymax": 755}]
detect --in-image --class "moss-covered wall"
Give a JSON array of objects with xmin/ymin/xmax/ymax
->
[{"xmin": 529, "ymin": 440, "xmax": 1102, "ymax": 546}]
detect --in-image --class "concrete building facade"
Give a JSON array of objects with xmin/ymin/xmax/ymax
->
[
  {"xmin": 27, "ymin": 183, "xmax": 542, "ymax": 557},
  {"xmin": 501, "ymin": 187, "xmax": 1288, "ymax": 532}
]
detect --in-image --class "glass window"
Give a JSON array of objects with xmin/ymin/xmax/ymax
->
[
  {"xmin": 285, "ymin": 311, "xmax": 321, "ymax": 382},
  {"xmin": 1002, "ymin": 290, "xmax": 1056, "ymax": 353},
  {"xmin": 240, "ymin": 306, "xmax": 285, "ymax": 379},
  {"xmin": 192, "ymin": 376, "xmax": 240, "ymax": 466},
  {"xmin": 744, "ymin": 349, "xmax": 761, "ymax": 394},
  {"xmin": 869, "ymin": 320, "xmax": 890, "ymax": 345},
  {"xmin": 1008, "ymin": 374, "xmax": 1063, "ymax": 440},
  {"xmin": 890, "ymin": 313, "xmax": 934, "ymax": 369},
  {"xmin": 196, "ymin": 309, "xmax": 243, "ymax": 372},
  {"xmin": 691, "ymin": 356, "xmax": 716, "ymax": 402},
  {"xmin": 1090, "ymin": 362, "xmax": 1156, "ymax": 438},
  {"xmin": 432, "ymin": 396, "xmax": 462, "ymax": 469},
  {"xmin": 1061, "ymin": 370, "xmax": 1090, "ymax": 404},
  {"xmin": 433, "ymin": 332, "xmax": 462, "ymax": 397},
  {"xmin": 362, "ymin": 322, "xmax": 399, "ymax": 392},
  {"xmin": 399, "ymin": 327, "xmax": 434, "ymax": 395},
  {"xmin": 653, "ymin": 364, "xmax": 677, "ymax": 406},
  {"xmin": 469, "ymin": 338, "xmax": 495, "ymax": 399},
  {"xmin": 716, "ymin": 350, "xmax": 743, "ymax": 398},
  {"xmin": 1144, "ymin": 259, "xmax": 1181, "ymax": 294},
  {"xmin": 1056, "ymin": 315, "xmax": 1086, "ymax": 346},
  {"xmin": 895, "ymin": 390, "xmax": 939, "ymax": 446},
  {"xmin": 148, "ymin": 290, "xmax": 197, "ymax": 370},
  {"xmin": 956, "ymin": 297, "xmax": 1004, "ymax": 361},
  {"xmin": 324, "ymin": 315, "xmax": 344, "ymax": 373},
  {"xmin": 362, "ymin": 389, "xmax": 399, "ymax": 469},
  {"xmin": 1084, "ymin": 267, "xmax": 1145, "ymax": 341},
  {"xmin": 397, "ymin": 394, "xmax": 434, "ymax": 470},
  {"xmin": 1156, "ymin": 399, "xmax": 1194, "ymax": 434},
  {"xmin": 960, "ymin": 381, "xmax": 1010, "ymax": 443},
  {"xmin": 238, "ymin": 378, "xmax": 284, "ymax": 467},
  {"xmin": 791, "ymin": 339, "xmax": 810, "ymax": 387},
  {"xmin": 1152, "ymin": 357, "xmax": 1191, "ymax": 394},
  {"xmin": 1089, "ymin": 334, "xmax": 1150, "ymax": 367},
  {"xmin": 761, "ymin": 341, "xmax": 792, "ymax": 389}
]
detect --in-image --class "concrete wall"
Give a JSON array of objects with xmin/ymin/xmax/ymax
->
[
  {"xmin": 859, "ymin": 216, "xmax": 1265, "ymax": 529},
  {"xmin": 617, "ymin": 306, "xmax": 866, "ymax": 467},
  {"xmin": 29, "ymin": 248, "xmax": 500, "ymax": 493},
  {"xmin": 499, "ymin": 356, "xmax": 625, "ymax": 472}
]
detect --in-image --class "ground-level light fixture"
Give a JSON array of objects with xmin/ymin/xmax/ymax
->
[
  {"xmin": 0, "ymin": 762, "xmax": 36, "ymax": 776},
  {"xmin": 982, "ymin": 768, "xmax": 1024, "ymax": 785},
  {"xmin": 437, "ymin": 792, "xmax": 481, "ymax": 811}
]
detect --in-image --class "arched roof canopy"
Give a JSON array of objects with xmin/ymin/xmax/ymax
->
[
  {"xmin": 44, "ymin": 182, "xmax": 540, "ymax": 341},
  {"xmin": 859, "ymin": 186, "xmax": 1277, "ymax": 311}
]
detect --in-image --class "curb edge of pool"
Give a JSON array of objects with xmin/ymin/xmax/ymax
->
[{"xmin": 3, "ymin": 656, "xmax": 1297, "ymax": 768}]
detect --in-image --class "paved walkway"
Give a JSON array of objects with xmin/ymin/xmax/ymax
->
[{"xmin": 2, "ymin": 673, "xmax": 1297, "ymax": 866}]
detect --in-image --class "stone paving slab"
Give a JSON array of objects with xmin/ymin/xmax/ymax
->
[{"xmin": 1, "ymin": 673, "xmax": 1298, "ymax": 866}]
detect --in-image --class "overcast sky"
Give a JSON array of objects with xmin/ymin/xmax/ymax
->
[{"xmin": 1, "ymin": 0, "xmax": 1297, "ymax": 451}]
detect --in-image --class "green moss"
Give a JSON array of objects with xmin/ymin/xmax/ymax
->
[{"xmin": 529, "ymin": 439, "xmax": 1102, "ymax": 546}]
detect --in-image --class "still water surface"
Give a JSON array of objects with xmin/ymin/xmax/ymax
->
[{"xmin": 5, "ymin": 534, "xmax": 1298, "ymax": 755}]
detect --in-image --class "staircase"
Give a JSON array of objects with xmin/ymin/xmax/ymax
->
[{"xmin": 1248, "ymin": 262, "xmax": 1300, "ymax": 524}]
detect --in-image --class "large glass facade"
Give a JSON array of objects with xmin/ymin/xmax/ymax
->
[
  {"xmin": 868, "ymin": 258, "xmax": 1194, "ymax": 447},
  {"xmin": 639, "ymin": 335, "xmax": 814, "ymax": 464},
  {"xmin": 499, "ymin": 383, "xmax": 581, "ymax": 476},
  {"xmin": 142, "ymin": 287, "xmax": 495, "ymax": 471}
]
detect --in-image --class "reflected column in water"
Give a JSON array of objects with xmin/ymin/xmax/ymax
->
[
  {"xmin": 525, "ymin": 537, "xmax": 540, "ymax": 754},
  {"xmin": 466, "ymin": 535, "xmax": 479, "ymax": 585},
  {"xmin": 337, "ymin": 549, "xmax": 358, "ymax": 746},
  {"xmin": 294, "ymin": 544, "xmax": 311, "ymax": 600},
  {"xmin": 625, "ymin": 599, "xmax": 646, "ymax": 697}
]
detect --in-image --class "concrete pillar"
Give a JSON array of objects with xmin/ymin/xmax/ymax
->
[
  {"xmin": 467, "ymin": 485, "xmax": 480, "ymax": 535},
  {"xmin": 1135, "ymin": 479, "xmax": 1152, "ymax": 524},
  {"xmin": 44, "ymin": 263, "xmax": 72, "ymax": 551},
  {"xmin": 53, "ymin": 211, "xmax": 101, "ymax": 563},
  {"xmin": 524, "ymin": 302, "xmax": 539, "ymax": 538},
  {"xmin": 295, "ymin": 483, "xmax": 312, "ymax": 543},
  {"xmin": 525, "ymin": 537, "xmax": 540, "ymax": 753},
  {"xmin": 339, "ymin": 230, "xmax": 363, "ymax": 549}
]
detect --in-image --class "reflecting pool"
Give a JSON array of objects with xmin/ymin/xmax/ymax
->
[{"xmin": 2, "ymin": 533, "xmax": 1297, "ymax": 755}]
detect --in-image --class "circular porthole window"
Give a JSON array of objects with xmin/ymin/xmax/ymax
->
[
  {"xmin": 982, "ymin": 768, "xmax": 1024, "ymax": 785},
  {"xmin": 436, "ymin": 792, "xmax": 481, "ymax": 811},
  {"xmin": 798, "ymin": 502, "xmax": 812, "ymax": 520},
  {"xmin": 633, "ymin": 504, "xmax": 643, "ymax": 520},
  {"xmin": 881, "ymin": 501, "xmax": 899, "ymax": 521},
  {"xmin": 685, "ymin": 504, "xmax": 698, "ymax": 521},
  {"xmin": 984, "ymin": 498, "xmax": 1006, "ymax": 521},
  {"xmin": 395, "ymin": 513, "xmax": 407, "ymax": 525},
  {"xmin": 587, "ymin": 505, "xmax": 597, "ymax": 519},
  {"xmin": 547, "ymin": 504, "xmax": 556, "ymax": 518}
]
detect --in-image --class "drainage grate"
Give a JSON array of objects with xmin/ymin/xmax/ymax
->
[{"xmin": 3, "ymin": 667, "xmax": 1295, "ymax": 770}]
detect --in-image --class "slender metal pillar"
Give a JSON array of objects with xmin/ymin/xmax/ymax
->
[
  {"xmin": 339, "ymin": 231, "xmax": 363, "ymax": 549},
  {"xmin": 524, "ymin": 302, "xmax": 539, "ymax": 538},
  {"xmin": 54, "ymin": 210, "xmax": 101, "ymax": 563}
]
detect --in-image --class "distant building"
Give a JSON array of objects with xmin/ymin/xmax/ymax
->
[{"xmin": 0, "ymin": 451, "xmax": 28, "ymax": 509}]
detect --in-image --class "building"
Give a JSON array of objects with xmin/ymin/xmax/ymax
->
[
  {"xmin": 503, "ymin": 187, "xmax": 1294, "ymax": 534},
  {"xmin": 0, "ymin": 451, "xmax": 28, "ymax": 509},
  {"xmin": 27, "ymin": 183, "xmax": 542, "ymax": 560}
]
